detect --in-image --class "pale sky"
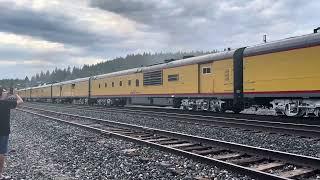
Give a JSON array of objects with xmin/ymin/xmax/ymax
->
[{"xmin": 0, "ymin": 0, "xmax": 319, "ymax": 79}]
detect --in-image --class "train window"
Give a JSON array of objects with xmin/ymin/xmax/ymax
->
[
  {"xmin": 136, "ymin": 79, "xmax": 139, "ymax": 87},
  {"xmin": 119, "ymin": 81, "xmax": 122, "ymax": 86},
  {"xmin": 168, "ymin": 74, "xmax": 179, "ymax": 81},
  {"xmin": 71, "ymin": 84, "xmax": 75, "ymax": 89},
  {"xmin": 128, "ymin": 80, "xmax": 131, "ymax": 86},
  {"xmin": 99, "ymin": 84, "xmax": 101, "ymax": 88},
  {"xmin": 202, "ymin": 67, "xmax": 211, "ymax": 74},
  {"xmin": 105, "ymin": 83, "xmax": 107, "ymax": 88},
  {"xmin": 112, "ymin": 82, "xmax": 114, "ymax": 87}
]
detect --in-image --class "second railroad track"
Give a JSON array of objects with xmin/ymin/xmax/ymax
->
[{"xmin": 23, "ymin": 103, "xmax": 320, "ymax": 139}]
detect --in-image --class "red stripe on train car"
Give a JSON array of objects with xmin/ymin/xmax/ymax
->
[{"xmin": 244, "ymin": 90, "xmax": 320, "ymax": 94}]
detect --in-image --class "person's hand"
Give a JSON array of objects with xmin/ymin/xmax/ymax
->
[
  {"xmin": 15, "ymin": 94, "xmax": 24, "ymax": 105},
  {"xmin": 0, "ymin": 91, "xmax": 8, "ymax": 100}
]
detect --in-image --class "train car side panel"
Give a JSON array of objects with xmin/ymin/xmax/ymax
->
[
  {"xmin": 91, "ymin": 64, "xmax": 199, "ymax": 97},
  {"xmin": 244, "ymin": 45, "xmax": 320, "ymax": 96},
  {"xmin": 212, "ymin": 59, "xmax": 234, "ymax": 94},
  {"xmin": 73, "ymin": 80, "xmax": 89, "ymax": 97},
  {"xmin": 42, "ymin": 86, "xmax": 51, "ymax": 98},
  {"xmin": 147, "ymin": 64, "xmax": 198, "ymax": 95},
  {"xmin": 61, "ymin": 83, "xmax": 72, "ymax": 97},
  {"xmin": 91, "ymin": 73, "xmax": 143, "ymax": 97},
  {"xmin": 52, "ymin": 84, "xmax": 60, "ymax": 98},
  {"xmin": 199, "ymin": 63, "xmax": 213, "ymax": 93}
]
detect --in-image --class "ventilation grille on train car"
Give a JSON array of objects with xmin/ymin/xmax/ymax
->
[{"xmin": 143, "ymin": 70, "xmax": 163, "ymax": 86}]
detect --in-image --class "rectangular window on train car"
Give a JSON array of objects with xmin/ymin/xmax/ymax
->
[
  {"xmin": 136, "ymin": 79, "xmax": 139, "ymax": 87},
  {"xmin": 71, "ymin": 84, "xmax": 75, "ymax": 89},
  {"xmin": 119, "ymin": 81, "xmax": 123, "ymax": 86},
  {"xmin": 143, "ymin": 70, "xmax": 163, "ymax": 86},
  {"xmin": 112, "ymin": 82, "xmax": 114, "ymax": 87},
  {"xmin": 202, "ymin": 67, "xmax": 211, "ymax": 74},
  {"xmin": 168, "ymin": 74, "xmax": 179, "ymax": 81},
  {"xmin": 99, "ymin": 84, "xmax": 101, "ymax": 88},
  {"xmin": 105, "ymin": 83, "xmax": 107, "ymax": 88},
  {"xmin": 128, "ymin": 80, "xmax": 131, "ymax": 86}
]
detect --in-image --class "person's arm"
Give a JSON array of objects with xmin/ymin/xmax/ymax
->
[{"xmin": 15, "ymin": 94, "xmax": 23, "ymax": 106}]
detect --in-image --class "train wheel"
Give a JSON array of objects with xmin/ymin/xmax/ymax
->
[
  {"xmin": 233, "ymin": 109, "xmax": 241, "ymax": 114},
  {"xmin": 284, "ymin": 103, "xmax": 304, "ymax": 117},
  {"xmin": 314, "ymin": 108, "xmax": 320, "ymax": 117}
]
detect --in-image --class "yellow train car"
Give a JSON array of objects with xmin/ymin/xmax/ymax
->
[
  {"xmin": 89, "ymin": 51, "xmax": 235, "ymax": 108},
  {"xmin": 52, "ymin": 77, "xmax": 90, "ymax": 103},
  {"xmin": 30, "ymin": 84, "xmax": 51, "ymax": 101},
  {"xmin": 25, "ymin": 88, "xmax": 32, "ymax": 100},
  {"xmin": 243, "ymin": 33, "xmax": 320, "ymax": 116},
  {"xmin": 91, "ymin": 64, "xmax": 199, "ymax": 97},
  {"xmin": 51, "ymin": 83, "xmax": 60, "ymax": 98}
]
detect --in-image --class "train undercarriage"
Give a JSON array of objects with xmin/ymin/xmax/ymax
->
[
  {"xmin": 270, "ymin": 99, "xmax": 320, "ymax": 117},
  {"xmin": 177, "ymin": 98, "xmax": 320, "ymax": 117}
]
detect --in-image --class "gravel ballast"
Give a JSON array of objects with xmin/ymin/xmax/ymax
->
[
  {"xmin": 5, "ymin": 110, "xmax": 249, "ymax": 179},
  {"xmin": 26, "ymin": 104, "xmax": 320, "ymax": 158}
]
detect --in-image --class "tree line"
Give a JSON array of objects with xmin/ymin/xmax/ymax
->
[{"xmin": 0, "ymin": 50, "xmax": 217, "ymax": 89}]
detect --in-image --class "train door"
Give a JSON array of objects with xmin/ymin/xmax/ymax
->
[
  {"xmin": 71, "ymin": 84, "xmax": 75, "ymax": 97},
  {"xmin": 60, "ymin": 85, "xmax": 62, "ymax": 97},
  {"xmin": 199, "ymin": 63, "xmax": 214, "ymax": 94}
]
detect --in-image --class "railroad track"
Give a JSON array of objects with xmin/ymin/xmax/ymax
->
[
  {"xmin": 18, "ymin": 106, "xmax": 320, "ymax": 180},
  {"xmin": 26, "ymin": 102, "xmax": 320, "ymax": 125},
  {"xmin": 23, "ymin": 103, "xmax": 320, "ymax": 139}
]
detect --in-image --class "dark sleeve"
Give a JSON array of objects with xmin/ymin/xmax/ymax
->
[{"xmin": 2, "ymin": 100, "xmax": 17, "ymax": 109}]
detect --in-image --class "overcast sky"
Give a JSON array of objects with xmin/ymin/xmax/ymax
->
[{"xmin": 0, "ymin": 0, "xmax": 319, "ymax": 79}]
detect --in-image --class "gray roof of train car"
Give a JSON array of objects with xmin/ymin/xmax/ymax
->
[
  {"xmin": 95, "ymin": 32, "xmax": 320, "ymax": 80},
  {"xmin": 32, "ymin": 84, "xmax": 52, "ymax": 89},
  {"xmin": 18, "ymin": 77, "xmax": 90, "ymax": 90},
  {"xmin": 19, "ymin": 84, "xmax": 51, "ymax": 91},
  {"xmin": 52, "ymin": 77, "xmax": 90, "ymax": 86},
  {"xmin": 244, "ymin": 32, "xmax": 320, "ymax": 56},
  {"xmin": 94, "ymin": 50, "xmax": 235, "ymax": 80}
]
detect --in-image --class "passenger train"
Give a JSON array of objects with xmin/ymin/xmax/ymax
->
[{"xmin": 17, "ymin": 31, "xmax": 320, "ymax": 117}]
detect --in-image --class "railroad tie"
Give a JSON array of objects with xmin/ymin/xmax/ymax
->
[
  {"xmin": 277, "ymin": 167, "xmax": 316, "ymax": 179},
  {"xmin": 139, "ymin": 136, "xmax": 161, "ymax": 140},
  {"xmin": 253, "ymin": 162, "xmax": 285, "ymax": 171},
  {"xmin": 146, "ymin": 138, "xmax": 174, "ymax": 142},
  {"xmin": 159, "ymin": 140, "xmax": 187, "ymax": 145},
  {"xmin": 131, "ymin": 134, "xmax": 154, "ymax": 138},
  {"xmin": 192, "ymin": 148, "xmax": 225, "ymax": 156},
  {"xmin": 227, "ymin": 156, "xmax": 265, "ymax": 165},
  {"xmin": 167, "ymin": 143, "xmax": 195, "ymax": 148},
  {"xmin": 211, "ymin": 153, "xmax": 243, "ymax": 161},
  {"xmin": 180, "ymin": 146, "xmax": 210, "ymax": 151}
]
